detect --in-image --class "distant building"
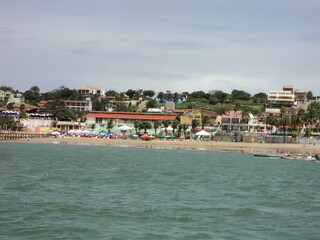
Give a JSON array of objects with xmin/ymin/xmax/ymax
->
[
  {"xmin": 0, "ymin": 90, "xmax": 23, "ymax": 103},
  {"xmin": 78, "ymin": 86, "xmax": 105, "ymax": 97},
  {"xmin": 39, "ymin": 98, "xmax": 92, "ymax": 111},
  {"xmin": 64, "ymin": 99, "xmax": 92, "ymax": 111},
  {"xmin": 158, "ymin": 90, "xmax": 188, "ymax": 104},
  {"xmin": 267, "ymin": 90, "xmax": 295, "ymax": 108},
  {"xmin": 221, "ymin": 111, "xmax": 250, "ymax": 132},
  {"xmin": 180, "ymin": 108, "xmax": 219, "ymax": 127},
  {"xmin": 267, "ymin": 85, "xmax": 307, "ymax": 108},
  {"xmin": 86, "ymin": 111, "xmax": 178, "ymax": 134}
]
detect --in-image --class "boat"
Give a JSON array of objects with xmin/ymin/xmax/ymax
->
[{"xmin": 253, "ymin": 154, "xmax": 282, "ymax": 158}]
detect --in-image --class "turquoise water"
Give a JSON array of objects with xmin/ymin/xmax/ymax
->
[{"xmin": 0, "ymin": 142, "xmax": 319, "ymax": 240}]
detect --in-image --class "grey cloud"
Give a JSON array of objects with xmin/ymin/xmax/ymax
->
[{"xmin": 138, "ymin": 39, "xmax": 204, "ymax": 51}]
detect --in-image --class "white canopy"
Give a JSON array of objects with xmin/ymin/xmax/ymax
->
[
  {"xmin": 118, "ymin": 125, "xmax": 133, "ymax": 130},
  {"xmin": 52, "ymin": 131, "xmax": 61, "ymax": 135},
  {"xmin": 195, "ymin": 130, "xmax": 211, "ymax": 136}
]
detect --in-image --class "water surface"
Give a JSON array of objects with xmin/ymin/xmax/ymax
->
[{"xmin": 0, "ymin": 142, "xmax": 319, "ymax": 239}]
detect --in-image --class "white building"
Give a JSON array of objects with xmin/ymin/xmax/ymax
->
[{"xmin": 78, "ymin": 86, "xmax": 105, "ymax": 97}]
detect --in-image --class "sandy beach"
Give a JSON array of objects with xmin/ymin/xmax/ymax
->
[{"xmin": 15, "ymin": 136, "xmax": 320, "ymax": 155}]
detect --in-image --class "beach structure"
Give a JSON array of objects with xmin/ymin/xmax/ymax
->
[
  {"xmin": 77, "ymin": 86, "xmax": 105, "ymax": 97},
  {"xmin": 221, "ymin": 110, "xmax": 250, "ymax": 133},
  {"xmin": 86, "ymin": 111, "xmax": 178, "ymax": 133},
  {"xmin": 180, "ymin": 108, "xmax": 220, "ymax": 127}
]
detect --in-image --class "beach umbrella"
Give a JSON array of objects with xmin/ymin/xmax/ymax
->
[
  {"xmin": 118, "ymin": 125, "xmax": 132, "ymax": 131},
  {"xmin": 122, "ymin": 134, "xmax": 129, "ymax": 137},
  {"xmin": 52, "ymin": 131, "xmax": 60, "ymax": 135},
  {"xmin": 69, "ymin": 130, "xmax": 76, "ymax": 133},
  {"xmin": 141, "ymin": 134, "xmax": 150, "ymax": 138},
  {"xmin": 107, "ymin": 132, "xmax": 114, "ymax": 135},
  {"xmin": 195, "ymin": 130, "xmax": 211, "ymax": 136},
  {"xmin": 131, "ymin": 134, "xmax": 139, "ymax": 138}
]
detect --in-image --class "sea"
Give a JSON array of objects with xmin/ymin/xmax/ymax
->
[{"xmin": 0, "ymin": 142, "xmax": 319, "ymax": 240}]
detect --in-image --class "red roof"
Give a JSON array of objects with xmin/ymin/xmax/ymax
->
[
  {"xmin": 86, "ymin": 111, "xmax": 178, "ymax": 121},
  {"xmin": 222, "ymin": 111, "xmax": 242, "ymax": 119}
]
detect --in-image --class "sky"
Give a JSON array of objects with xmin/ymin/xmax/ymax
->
[{"xmin": 1, "ymin": 0, "xmax": 320, "ymax": 95}]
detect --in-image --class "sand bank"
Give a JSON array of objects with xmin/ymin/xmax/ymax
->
[{"xmin": 16, "ymin": 136, "xmax": 320, "ymax": 155}]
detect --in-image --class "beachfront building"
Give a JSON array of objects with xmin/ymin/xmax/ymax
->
[
  {"xmin": 86, "ymin": 111, "xmax": 178, "ymax": 134},
  {"xmin": 180, "ymin": 108, "xmax": 220, "ymax": 127},
  {"xmin": 77, "ymin": 86, "xmax": 105, "ymax": 97},
  {"xmin": 221, "ymin": 111, "xmax": 250, "ymax": 133}
]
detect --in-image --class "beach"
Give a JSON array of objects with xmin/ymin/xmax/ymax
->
[{"xmin": 17, "ymin": 136, "xmax": 320, "ymax": 155}]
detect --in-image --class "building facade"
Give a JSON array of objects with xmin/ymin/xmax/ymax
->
[{"xmin": 78, "ymin": 86, "xmax": 105, "ymax": 97}]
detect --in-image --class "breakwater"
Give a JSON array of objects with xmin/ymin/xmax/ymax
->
[{"xmin": 0, "ymin": 131, "xmax": 51, "ymax": 141}]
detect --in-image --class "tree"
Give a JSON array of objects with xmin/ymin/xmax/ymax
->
[
  {"xmin": 190, "ymin": 91, "xmax": 208, "ymax": 99},
  {"xmin": 162, "ymin": 121, "xmax": 170, "ymax": 135},
  {"xmin": 172, "ymin": 120, "xmax": 179, "ymax": 135},
  {"xmin": 19, "ymin": 104, "xmax": 28, "ymax": 119},
  {"xmin": 24, "ymin": 90, "xmax": 40, "ymax": 103},
  {"xmin": 105, "ymin": 90, "xmax": 119, "ymax": 97},
  {"xmin": 191, "ymin": 119, "xmax": 200, "ymax": 136},
  {"xmin": 107, "ymin": 119, "xmax": 115, "ymax": 132},
  {"xmin": 126, "ymin": 89, "xmax": 136, "ymax": 99},
  {"xmin": 6, "ymin": 102, "xmax": 14, "ymax": 110},
  {"xmin": 307, "ymin": 91, "xmax": 313, "ymax": 100},
  {"xmin": 231, "ymin": 89, "xmax": 251, "ymax": 101},
  {"xmin": 143, "ymin": 90, "xmax": 155, "ymax": 98},
  {"xmin": 0, "ymin": 85, "xmax": 14, "ymax": 92},
  {"xmin": 140, "ymin": 121, "xmax": 152, "ymax": 134},
  {"xmin": 211, "ymin": 90, "xmax": 229, "ymax": 106},
  {"xmin": 146, "ymin": 99, "xmax": 157, "ymax": 109},
  {"xmin": 201, "ymin": 115, "xmax": 210, "ymax": 130},
  {"xmin": 266, "ymin": 114, "xmax": 278, "ymax": 133},
  {"xmin": 157, "ymin": 92, "xmax": 164, "ymax": 103},
  {"xmin": 181, "ymin": 124, "xmax": 189, "ymax": 138},
  {"xmin": 153, "ymin": 121, "xmax": 161, "ymax": 136},
  {"xmin": 30, "ymin": 86, "xmax": 40, "ymax": 93},
  {"xmin": 134, "ymin": 120, "xmax": 141, "ymax": 134}
]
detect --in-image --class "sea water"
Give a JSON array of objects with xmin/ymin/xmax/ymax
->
[{"xmin": 0, "ymin": 142, "xmax": 319, "ymax": 240}]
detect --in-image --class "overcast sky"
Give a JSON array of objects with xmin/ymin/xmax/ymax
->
[{"xmin": 1, "ymin": 0, "xmax": 320, "ymax": 95}]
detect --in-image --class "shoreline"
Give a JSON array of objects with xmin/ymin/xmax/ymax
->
[{"xmin": 11, "ymin": 136, "xmax": 320, "ymax": 155}]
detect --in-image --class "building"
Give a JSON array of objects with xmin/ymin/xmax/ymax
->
[
  {"xmin": 39, "ymin": 99, "xmax": 92, "ymax": 112},
  {"xmin": 158, "ymin": 90, "xmax": 188, "ymax": 103},
  {"xmin": 78, "ymin": 86, "xmax": 105, "ymax": 97},
  {"xmin": 221, "ymin": 111, "xmax": 250, "ymax": 132},
  {"xmin": 180, "ymin": 108, "xmax": 219, "ymax": 127},
  {"xmin": 86, "ymin": 111, "xmax": 178, "ymax": 133},
  {"xmin": 267, "ymin": 85, "xmax": 307, "ymax": 108},
  {"xmin": 267, "ymin": 90, "xmax": 295, "ymax": 108},
  {"xmin": 294, "ymin": 90, "xmax": 307, "ymax": 104},
  {"xmin": 64, "ymin": 99, "xmax": 92, "ymax": 111}
]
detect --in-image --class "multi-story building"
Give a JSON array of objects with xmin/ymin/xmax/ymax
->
[
  {"xmin": 39, "ymin": 98, "xmax": 92, "ymax": 112},
  {"xmin": 64, "ymin": 99, "xmax": 92, "ymax": 111},
  {"xmin": 221, "ymin": 111, "xmax": 250, "ymax": 132},
  {"xmin": 78, "ymin": 86, "xmax": 105, "ymax": 97},
  {"xmin": 267, "ymin": 85, "xmax": 307, "ymax": 108},
  {"xmin": 267, "ymin": 90, "xmax": 295, "ymax": 108}
]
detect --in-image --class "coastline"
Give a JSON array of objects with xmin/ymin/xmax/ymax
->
[{"xmin": 13, "ymin": 136, "xmax": 320, "ymax": 155}]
